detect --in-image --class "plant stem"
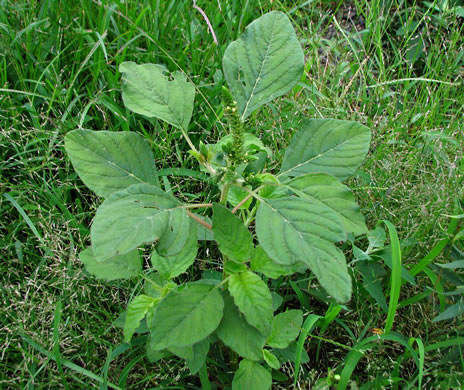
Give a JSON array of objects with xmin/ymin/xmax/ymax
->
[
  {"xmin": 220, "ymin": 182, "xmax": 231, "ymax": 205},
  {"xmin": 180, "ymin": 129, "xmax": 198, "ymax": 154},
  {"xmin": 181, "ymin": 203, "xmax": 213, "ymax": 209},
  {"xmin": 186, "ymin": 210, "xmax": 212, "ymax": 230},
  {"xmin": 198, "ymin": 363, "xmax": 211, "ymax": 390}
]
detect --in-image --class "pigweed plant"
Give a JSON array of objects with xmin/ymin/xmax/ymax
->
[{"xmin": 65, "ymin": 12, "xmax": 371, "ymax": 388}]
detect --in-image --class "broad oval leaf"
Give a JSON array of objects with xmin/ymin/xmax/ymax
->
[
  {"xmin": 120, "ymin": 62, "xmax": 195, "ymax": 131},
  {"xmin": 79, "ymin": 246, "xmax": 142, "ymax": 280},
  {"xmin": 262, "ymin": 350, "xmax": 280, "ymax": 370},
  {"xmin": 185, "ymin": 338, "xmax": 210, "ymax": 374},
  {"xmin": 124, "ymin": 294, "xmax": 159, "ymax": 343},
  {"xmin": 215, "ymin": 292, "xmax": 265, "ymax": 361},
  {"xmin": 256, "ymin": 196, "xmax": 351, "ymax": 302},
  {"xmin": 64, "ymin": 130, "xmax": 159, "ymax": 198},
  {"xmin": 266, "ymin": 310, "xmax": 303, "ymax": 349},
  {"xmin": 212, "ymin": 203, "xmax": 254, "ymax": 263},
  {"xmin": 228, "ymin": 271, "xmax": 273, "ymax": 335},
  {"xmin": 149, "ymin": 283, "xmax": 223, "ymax": 350},
  {"xmin": 279, "ymin": 119, "xmax": 371, "ymax": 182},
  {"xmin": 284, "ymin": 173, "xmax": 368, "ymax": 236},
  {"xmin": 223, "ymin": 11, "xmax": 304, "ymax": 120},
  {"xmin": 232, "ymin": 360, "xmax": 272, "ymax": 390},
  {"xmin": 150, "ymin": 221, "xmax": 198, "ymax": 280},
  {"xmin": 91, "ymin": 183, "xmax": 188, "ymax": 260}
]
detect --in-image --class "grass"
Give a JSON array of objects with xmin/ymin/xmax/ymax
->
[{"xmin": 1, "ymin": 0, "xmax": 463, "ymax": 388}]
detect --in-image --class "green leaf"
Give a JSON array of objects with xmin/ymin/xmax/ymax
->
[
  {"xmin": 185, "ymin": 338, "xmax": 210, "ymax": 374},
  {"xmin": 150, "ymin": 221, "xmax": 198, "ymax": 279},
  {"xmin": 279, "ymin": 119, "xmax": 371, "ymax": 182},
  {"xmin": 266, "ymin": 310, "xmax": 303, "ymax": 349},
  {"xmin": 227, "ymin": 185, "xmax": 253, "ymax": 210},
  {"xmin": 432, "ymin": 302, "xmax": 464, "ymax": 322},
  {"xmin": 232, "ymin": 360, "xmax": 272, "ymax": 390},
  {"xmin": 91, "ymin": 184, "xmax": 188, "ymax": 260},
  {"xmin": 262, "ymin": 349, "xmax": 280, "ymax": 370},
  {"xmin": 284, "ymin": 173, "xmax": 368, "ymax": 236},
  {"xmin": 215, "ymin": 292, "xmax": 266, "ymax": 361},
  {"xmin": 156, "ymin": 206, "xmax": 192, "ymax": 257},
  {"xmin": 223, "ymin": 11, "xmax": 304, "ymax": 120},
  {"xmin": 120, "ymin": 62, "xmax": 195, "ymax": 131},
  {"xmin": 64, "ymin": 130, "xmax": 160, "ymax": 198},
  {"xmin": 251, "ymin": 245, "xmax": 306, "ymax": 279},
  {"xmin": 228, "ymin": 271, "xmax": 273, "ymax": 335},
  {"xmin": 256, "ymin": 196, "xmax": 351, "ymax": 302},
  {"xmin": 368, "ymin": 227, "xmax": 387, "ymax": 249},
  {"xmin": 79, "ymin": 247, "xmax": 142, "ymax": 280},
  {"xmin": 124, "ymin": 295, "xmax": 159, "ymax": 343},
  {"xmin": 212, "ymin": 203, "xmax": 254, "ymax": 263},
  {"xmin": 149, "ymin": 283, "xmax": 223, "ymax": 350},
  {"xmin": 146, "ymin": 344, "xmax": 168, "ymax": 363}
]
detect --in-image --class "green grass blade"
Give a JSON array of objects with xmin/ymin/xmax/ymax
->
[
  {"xmin": 293, "ymin": 314, "xmax": 322, "ymax": 386},
  {"xmin": 381, "ymin": 220, "xmax": 402, "ymax": 333},
  {"xmin": 20, "ymin": 334, "xmax": 123, "ymax": 390},
  {"xmin": 4, "ymin": 193, "xmax": 44, "ymax": 244}
]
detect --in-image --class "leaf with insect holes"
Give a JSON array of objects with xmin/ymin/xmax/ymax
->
[
  {"xmin": 215, "ymin": 292, "xmax": 266, "ymax": 361},
  {"xmin": 79, "ymin": 247, "xmax": 142, "ymax": 280},
  {"xmin": 212, "ymin": 203, "xmax": 254, "ymax": 263},
  {"xmin": 91, "ymin": 184, "xmax": 188, "ymax": 260},
  {"xmin": 228, "ymin": 271, "xmax": 273, "ymax": 335},
  {"xmin": 151, "ymin": 221, "xmax": 198, "ymax": 280},
  {"xmin": 232, "ymin": 360, "xmax": 272, "ymax": 390},
  {"xmin": 284, "ymin": 173, "xmax": 368, "ymax": 236},
  {"xmin": 223, "ymin": 11, "xmax": 304, "ymax": 120},
  {"xmin": 64, "ymin": 130, "xmax": 160, "ymax": 198},
  {"xmin": 280, "ymin": 119, "xmax": 371, "ymax": 182},
  {"xmin": 256, "ymin": 196, "xmax": 351, "ymax": 303},
  {"xmin": 120, "ymin": 62, "xmax": 195, "ymax": 131},
  {"xmin": 148, "ymin": 283, "xmax": 223, "ymax": 350},
  {"xmin": 124, "ymin": 295, "xmax": 159, "ymax": 343}
]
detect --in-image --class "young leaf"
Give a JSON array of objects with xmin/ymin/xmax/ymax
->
[
  {"xmin": 64, "ymin": 130, "xmax": 160, "ymax": 198},
  {"xmin": 124, "ymin": 295, "xmax": 159, "ymax": 343},
  {"xmin": 149, "ymin": 283, "xmax": 224, "ymax": 350},
  {"xmin": 279, "ymin": 119, "xmax": 371, "ymax": 182},
  {"xmin": 266, "ymin": 310, "xmax": 303, "ymax": 349},
  {"xmin": 212, "ymin": 203, "xmax": 254, "ymax": 263},
  {"xmin": 79, "ymin": 247, "xmax": 142, "ymax": 280},
  {"xmin": 228, "ymin": 271, "xmax": 273, "ymax": 335},
  {"xmin": 223, "ymin": 11, "xmax": 304, "ymax": 121},
  {"xmin": 215, "ymin": 292, "xmax": 266, "ymax": 361},
  {"xmin": 251, "ymin": 245, "xmax": 306, "ymax": 279},
  {"xmin": 150, "ymin": 222, "xmax": 198, "ymax": 280},
  {"xmin": 256, "ymin": 196, "xmax": 351, "ymax": 302},
  {"xmin": 368, "ymin": 227, "xmax": 387, "ymax": 249},
  {"xmin": 120, "ymin": 62, "xmax": 195, "ymax": 131},
  {"xmin": 91, "ymin": 183, "xmax": 188, "ymax": 260},
  {"xmin": 284, "ymin": 173, "xmax": 368, "ymax": 236},
  {"xmin": 262, "ymin": 349, "xmax": 280, "ymax": 370},
  {"xmin": 232, "ymin": 360, "xmax": 272, "ymax": 390}
]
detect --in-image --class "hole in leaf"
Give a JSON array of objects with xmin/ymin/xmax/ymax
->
[{"xmin": 162, "ymin": 70, "xmax": 175, "ymax": 81}]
